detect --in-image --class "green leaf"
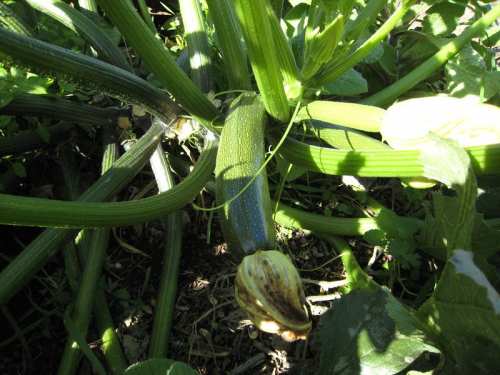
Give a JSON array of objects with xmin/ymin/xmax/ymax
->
[
  {"xmin": 422, "ymin": 2, "xmax": 466, "ymax": 36},
  {"xmin": 417, "ymin": 249, "xmax": 500, "ymax": 373},
  {"xmin": 275, "ymin": 153, "xmax": 306, "ymax": 181},
  {"xmin": 387, "ymin": 238, "xmax": 420, "ymax": 270},
  {"xmin": 378, "ymin": 43, "xmax": 397, "ymax": 77},
  {"xmin": 420, "ymin": 137, "xmax": 477, "ymax": 253},
  {"xmin": 11, "ymin": 162, "xmax": 26, "ymax": 178},
  {"xmin": 124, "ymin": 358, "xmax": 197, "ymax": 375},
  {"xmin": 302, "ymin": 14, "xmax": 344, "ymax": 80},
  {"xmin": 322, "ymin": 68, "xmax": 368, "ymax": 96},
  {"xmin": 318, "ymin": 289, "xmax": 438, "ymax": 375},
  {"xmin": 445, "ymin": 45, "xmax": 500, "ymax": 100},
  {"xmin": 36, "ymin": 125, "xmax": 51, "ymax": 143},
  {"xmin": 363, "ymin": 229, "xmax": 386, "ymax": 246}
]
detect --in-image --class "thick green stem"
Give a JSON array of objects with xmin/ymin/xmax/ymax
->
[
  {"xmin": 57, "ymin": 229, "xmax": 110, "ymax": 375},
  {"xmin": 362, "ymin": 3, "xmax": 500, "ymax": 106},
  {"xmin": 0, "ymin": 123, "xmax": 163, "ymax": 305},
  {"xmin": 267, "ymin": 2, "xmax": 302, "ymax": 101},
  {"xmin": 323, "ymin": 236, "xmax": 374, "ymax": 290},
  {"xmin": 311, "ymin": 1, "xmax": 412, "ymax": 86},
  {"xmin": 57, "ymin": 133, "xmax": 118, "ymax": 375},
  {"xmin": 179, "ymin": 0, "xmax": 213, "ymax": 93},
  {"xmin": 280, "ymin": 138, "xmax": 500, "ymax": 177},
  {"xmin": 72, "ymin": 231, "xmax": 128, "ymax": 374},
  {"xmin": 234, "ymin": 0, "xmax": 290, "ymax": 121},
  {"xmin": 0, "ymin": 2, "xmax": 33, "ymax": 36},
  {"xmin": 274, "ymin": 201, "xmax": 422, "ymax": 236},
  {"xmin": 93, "ymin": 290, "xmax": 127, "ymax": 375},
  {"xmin": 148, "ymin": 146, "xmax": 183, "ymax": 358},
  {"xmin": 25, "ymin": 0, "xmax": 131, "ymax": 71},
  {"xmin": 0, "ymin": 134, "xmax": 216, "ymax": 228},
  {"xmin": 0, "ymin": 122, "xmax": 74, "ymax": 157},
  {"xmin": 206, "ymin": 0, "xmax": 251, "ymax": 90},
  {"xmin": 78, "ymin": 0, "xmax": 97, "ymax": 12},
  {"xmin": 0, "ymin": 28, "xmax": 179, "ymax": 124},
  {"xmin": 137, "ymin": 0, "xmax": 157, "ymax": 35},
  {"xmin": 0, "ymin": 94, "xmax": 126, "ymax": 126},
  {"xmin": 95, "ymin": 0, "xmax": 219, "ymax": 123}
]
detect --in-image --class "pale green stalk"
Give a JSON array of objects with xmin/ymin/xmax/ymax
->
[
  {"xmin": 362, "ymin": 3, "xmax": 500, "ymax": 106},
  {"xmin": 179, "ymin": 0, "xmax": 213, "ymax": 92},
  {"xmin": 311, "ymin": 0, "xmax": 412, "ymax": 86}
]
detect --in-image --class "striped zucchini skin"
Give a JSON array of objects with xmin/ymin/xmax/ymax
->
[{"xmin": 215, "ymin": 93, "xmax": 276, "ymax": 259}]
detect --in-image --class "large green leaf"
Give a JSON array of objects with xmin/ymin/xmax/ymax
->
[
  {"xmin": 317, "ymin": 289, "xmax": 438, "ymax": 375},
  {"xmin": 445, "ymin": 44, "xmax": 500, "ymax": 100},
  {"xmin": 417, "ymin": 135, "xmax": 500, "ymax": 372},
  {"xmin": 417, "ymin": 249, "xmax": 500, "ymax": 373},
  {"xmin": 422, "ymin": 1, "xmax": 466, "ymax": 36},
  {"xmin": 321, "ymin": 68, "xmax": 368, "ymax": 96},
  {"xmin": 124, "ymin": 359, "xmax": 197, "ymax": 375}
]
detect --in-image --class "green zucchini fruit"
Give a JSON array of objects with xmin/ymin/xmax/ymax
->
[{"xmin": 215, "ymin": 93, "xmax": 276, "ymax": 259}]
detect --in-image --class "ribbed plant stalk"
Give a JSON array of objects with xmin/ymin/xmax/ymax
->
[
  {"xmin": 310, "ymin": 126, "xmax": 388, "ymax": 150},
  {"xmin": 0, "ymin": 1, "xmax": 32, "ymax": 36},
  {"xmin": 57, "ymin": 133, "xmax": 118, "ymax": 375},
  {"xmin": 71, "ymin": 231, "xmax": 128, "ymax": 375},
  {"xmin": 137, "ymin": 0, "xmax": 157, "ymax": 35},
  {"xmin": 179, "ymin": 0, "xmax": 213, "ymax": 93},
  {"xmin": 78, "ymin": 0, "xmax": 97, "ymax": 13},
  {"xmin": 0, "ymin": 94, "xmax": 126, "ymax": 126},
  {"xmin": 323, "ymin": 236, "xmax": 373, "ymax": 290},
  {"xmin": 0, "ymin": 134, "xmax": 217, "ymax": 228},
  {"xmin": 58, "ymin": 229, "xmax": 111, "ymax": 375},
  {"xmin": 311, "ymin": 0, "xmax": 413, "ymax": 86},
  {"xmin": 234, "ymin": 0, "xmax": 290, "ymax": 122},
  {"xmin": 280, "ymin": 138, "xmax": 500, "ymax": 177},
  {"xmin": 0, "ymin": 123, "xmax": 163, "ymax": 305},
  {"xmin": 343, "ymin": 0, "xmax": 386, "ymax": 47},
  {"xmin": 274, "ymin": 201, "xmax": 422, "ymax": 237},
  {"xmin": 25, "ymin": 0, "xmax": 131, "ymax": 71},
  {"xmin": 0, "ymin": 28, "xmax": 179, "ymax": 124},
  {"xmin": 269, "ymin": 0, "xmax": 284, "ymax": 17},
  {"xmin": 95, "ymin": 0, "xmax": 219, "ymax": 123},
  {"xmin": 93, "ymin": 290, "xmax": 127, "ymax": 375},
  {"xmin": 148, "ymin": 145, "xmax": 183, "ymax": 358},
  {"xmin": 267, "ymin": 2, "xmax": 302, "ymax": 101},
  {"xmin": 362, "ymin": 3, "xmax": 500, "ymax": 106},
  {"xmin": 206, "ymin": 0, "xmax": 251, "ymax": 90}
]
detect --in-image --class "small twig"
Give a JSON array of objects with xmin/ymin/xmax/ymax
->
[
  {"xmin": 302, "ymin": 278, "xmax": 348, "ymax": 291},
  {"xmin": 190, "ymin": 350, "xmax": 231, "ymax": 358},
  {"xmin": 366, "ymin": 246, "xmax": 381, "ymax": 270},
  {"xmin": 229, "ymin": 353, "xmax": 266, "ymax": 375},
  {"xmin": 192, "ymin": 300, "xmax": 233, "ymax": 327},
  {"xmin": 298, "ymin": 253, "xmax": 343, "ymax": 272},
  {"xmin": 307, "ymin": 292, "xmax": 342, "ymax": 303}
]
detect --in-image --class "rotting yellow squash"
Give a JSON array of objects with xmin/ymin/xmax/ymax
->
[{"xmin": 215, "ymin": 93, "xmax": 311, "ymax": 341}]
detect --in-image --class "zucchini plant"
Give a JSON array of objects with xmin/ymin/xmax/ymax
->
[{"xmin": 0, "ymin": 0, "xmax": 499, "ymax": 374}]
